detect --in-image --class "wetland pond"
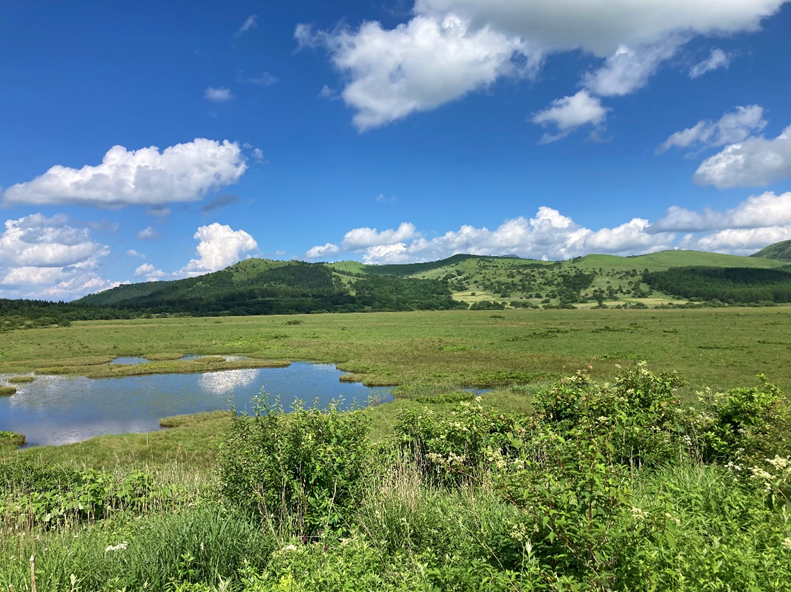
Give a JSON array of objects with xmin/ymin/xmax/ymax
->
[{"xmin": 0, "ymin": 361, "xmax": 393, "ymax": 447}]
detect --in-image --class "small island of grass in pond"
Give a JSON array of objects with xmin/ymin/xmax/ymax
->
[
  {"xmin": 8, "ymin": 376, "xmax": 35, "ymax": 384},
  {"xmin": 0, "ymin": 431, "xmax": 26, "ymax": 447},
  {"xmin": 0, "ymin": 386, "xmax": 16, "ymax": 397}
]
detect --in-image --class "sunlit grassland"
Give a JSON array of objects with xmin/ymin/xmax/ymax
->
[
  {"xmin": 2, "ymin": 307, "xmax": 790, "ymax": 390},
  {"xmin": 3, "ymin": 307, "xmax": 791, "ymax": 468}
]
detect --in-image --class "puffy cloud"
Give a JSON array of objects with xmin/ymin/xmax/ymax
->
[
  {"xmin": 235, "ymin": 15, "xmax": 258, "ymax": 37},
  {"xmin": 0, "ymin": 214, "xmax": 107, "ymax": 267},
  {"xmin": 178, "ymin": 223, "xmax": 258, "ymax": 276},
  {"xmin": 305, "ymin": 243, "xmax": 341, "ymax": 259},
  {"xmin": 582, "ymin": 38, "xmax": 683, "ymax": 97},
  {"xmin": 682, "ymin": 227, "xmax": 791, "ymax": 256},
  {"xmin": 414, "ymin": 0, "xmax": 787, "ymax": 55},
  {"xmin": 205, "ymin": 87, "xmax": 233, "ymax": 103},
  {"xmin": 693, "ymin": 125, "xmax": 791, "ymax": 188},
  {"xmin": 134, "ymin": 263, "xmax": 167, "ymax": 281},
  {"xmin": 309, "ymin": 207, "xmax": 675, "ymax": 264},
  {"xmin": 2, "ymin": 139, "xmax": 247, "ymax": 208},
  {"xmin": 0, "ymin": 214, "xmax": 117, "ymax": 299},
  {"xmin": 531, "ymin": 91, "xmax": 608, "ymax": 143},
  {"xmin": 658, "ymin": 105, "xmax": 766, "ymax": 153},
  {"xmin": 303, "ymin": 0, "xmax": 788, "ymax": 129},
  {"xmin": 651, "ymin": 192, "xmax": 791, "ymax": 233},
  {"xmin": 341, "ymin": 222, "xmax": 418, "ymax": 250},
  {"xmin": 137, "ymin": 226, "xmax": 160, "ymax": 241},
  {"xmin": 297, "ymin": 15, "xmax": 534, "ymax": 130},
  {"xmin": 689, "ymin": 48, "xmax": 732, "ymax": 78}
]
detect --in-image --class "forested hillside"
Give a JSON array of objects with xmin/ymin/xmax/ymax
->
[
  {"xmin": 643, "ymin": 267, "xmax": 791, "ymax": 303},
  {"xmin": 3, "ymin": 245, "xmax": 791, "ymax": 331}
]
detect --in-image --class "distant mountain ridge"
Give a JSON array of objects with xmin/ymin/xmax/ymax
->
[{"xmin": 3, "ymin": 245, "xmax": 791, "ymax": 329}]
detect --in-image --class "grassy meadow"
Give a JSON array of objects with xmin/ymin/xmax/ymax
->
[
  {"xmin": 3, "ymin": 307, "xmax": 791, "ymax": 390},
  {"xmin": 2, "ymin": 307, "xmax": 791, "ymax": 590}
]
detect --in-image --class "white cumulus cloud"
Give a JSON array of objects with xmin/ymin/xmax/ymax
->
[
  {"xmin": 134, "ymin": 263, "xmax": 168, "ymax": 281},
  {"xmin": 651, "ymin": 192, "xmax": 791, "ymax": 233},
  {"xmin": 297, "ymin": 15, "xmax": 534, "ymax": 131},
  {"xmin": 414, "ymin": 0, "xmax": 786, "ymax": 56},
  {"xmin": 694, "ymin": 124, "xmax": 791, "ymax": 188},
  {"xmin": 302, "ymin": 0, "xmax": 789, "ymax": 129},
  {"xmin": 137, "ymin": 226, "xmax": 160, "ymax": 241},
  {"xmin": 305, "ymin": 243, "xmax": 341, "ymax": 259},
  {"xmin": 341, "ymin": 222, "xmax": 418, "ymax": 250},
  {"xmin": 682, "ymin": 227, "xmax": 791, "ymax": 256},
  {"xmin": 690, "ymin": 48, "xmax": 732, "ymax": 78},
  {"xmin": 582, "ymin": 37, "xmax": 683, "ymax": 97},
  {"xmin": 309, "ymin": 207, "xmax": 676, "ymax": 264},
  {"xmin": 658, "ymin": 105, "xmax": 767, "ymax": 153},
  {"xmin": 178, "ymin": 223, "xmax": 258, "ymax": 276},
  {"xmin": 0, "ymin": 214, "xmax": 118, "ymax": 299},
  {"xmin": 531, "ymin": 91, "xmax": 609, "ymax": 143},
  {"xmin": 2, "ymin": 139, "xmax": 247, "ymax": 208}
]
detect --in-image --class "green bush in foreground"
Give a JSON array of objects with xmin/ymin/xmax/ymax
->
[
  {"xmin": 3, "ymin": 366, "xmax": 791, "ymax": 590},
  {"xmin": 219, "ymin": 397, "xmax": 371, "ymax": 536}
]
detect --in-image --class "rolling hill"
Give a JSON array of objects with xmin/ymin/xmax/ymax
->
[
  {"xmin": 3, "ymin": 245, "xmax": 791, "ymax": 330},
  {"xmin": 752, "ymin": 239, "xmax": 791, "ymax": 262}
]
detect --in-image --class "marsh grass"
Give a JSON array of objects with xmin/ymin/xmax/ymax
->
[
  {"xmin": 35, "ymin": 358, "xmax": 290, "ymax": 379},
  {"xmin": 0, "ymin": 432, "xmax": 25, "ymax": 448},
  {"xmin": 0, "ymin": 386, "xmax": 15, "ymax": 397},
  {"xmin": 144, "ymin": 352, "xmax": 186, "ymax": 361},
  {"xmin": 7, "ymin": 376, "xmax": 34, "ymax": 384}
]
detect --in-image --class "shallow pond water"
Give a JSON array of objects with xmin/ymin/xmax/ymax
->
[{"xmin": 0, "ymin": 362, "xmax": 392, "ymax": 447}]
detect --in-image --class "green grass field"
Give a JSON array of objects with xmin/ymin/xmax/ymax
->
[
  {"xmin": 3, "ymin": 307, "xmax": 791, "ymax": 590},
  {"xmin": 3, "ymin": 307, "xmax": 790, "ymax": 391},
  {"xmin": 2, "ymin": 306, "xmax": 791, "ymax": 468}
]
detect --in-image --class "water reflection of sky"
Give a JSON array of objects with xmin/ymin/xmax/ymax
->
[
  {"xmin": 0, "ymin": 363, "xmax": 392, "ymax": 447},
  {"xmin": 199, "ymin": 369, "xmax": 260, "ymax": 394}
]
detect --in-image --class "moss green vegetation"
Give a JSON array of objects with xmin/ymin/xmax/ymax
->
[
  {"xmin": 2, "ymin": 366, "xmax": 791, "ymax": 590},
  {"xmin": 6, "ymin": 375, "xmax": 34, "ymax": 384},
  {"xmin": 752, "ymin": 238, "xmax": 791, "ymax": 262},
  {"xmin": 0, "ymin": 386, "xmax": 16, "ymax": 397},
  {"xmin": 3, "ymin": 308, "xmax": 791, "ymax": 392},
  {"xmin": 0, "ymin": 431, "xmax": 25, "ymax": 447},
  {"xmin": 35, "ymin": 357, "xmax": 289, "ymax": 379}
]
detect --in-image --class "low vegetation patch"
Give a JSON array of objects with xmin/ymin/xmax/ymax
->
[
  {"xmin": 0, "ymin": 386, "xmax": 16, "ymax": 397},
  {"xmin": 7, "ymin": 376, "xmax": 34, "ymax": 384},
  {"xmin": 2, "ymin": 366, "xmax": 791, "ymax": 590},
  {"xmin": 0, "ymin": 431, "xmax": 25, "ymax": 447}
]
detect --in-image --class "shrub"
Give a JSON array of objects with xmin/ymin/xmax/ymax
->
[
  {"xmin": 219, "ymin": 397, "xmax": 371, "ymax": 536},
  {"xmin": 393, "ymin": 400, "xmax": 527, "ymax": 484},
  {"xmin": 694, "ymin": 376, "xmax": 791, "ymax": 464},
  {"xmin": 534, "ymin": 363, "xmax": 685, "ymax": 467}
]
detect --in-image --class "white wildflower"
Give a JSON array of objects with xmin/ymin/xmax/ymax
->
[{"xmin": 104, "ymin": 542, "xmax": 128, "ymax": 553}]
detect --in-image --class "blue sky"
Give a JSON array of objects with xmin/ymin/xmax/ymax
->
[{"xmin": 1, "ymin": 0, "xmax": 790, "ymax": 299}]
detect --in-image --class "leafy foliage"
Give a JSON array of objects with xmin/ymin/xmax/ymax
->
[{"xmin": 219, "ymin": 398, "xmax": 371, "ymax": 535}]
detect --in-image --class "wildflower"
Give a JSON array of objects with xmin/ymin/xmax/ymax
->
[
  {"xmin": 282, "ymin": 544, "xmax": 298, "ymax": 552},
  {"xmin": 104, "ymin": 542, "xmax": 128, "ymax": 553}
]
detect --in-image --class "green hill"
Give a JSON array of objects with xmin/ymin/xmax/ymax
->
[
  {"xmin": 75, "ymin": 259, "xmax": 464, "ymax": 316},
  {"xmin": 4, "ymin": 249, "xmax": 790, "ymax": 330},
  {"xmin": 751, "ymin": 239, "xmax": 791, "ymax": 262}
]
